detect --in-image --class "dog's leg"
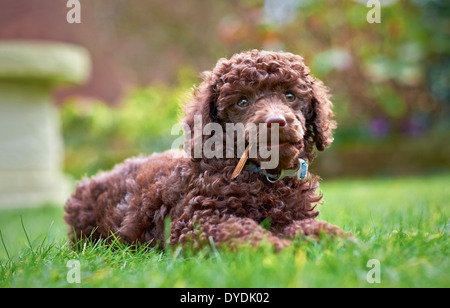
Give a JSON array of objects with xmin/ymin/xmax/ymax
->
[
  {"xmin": 281, "ymin": 218, "xmax": 345, "ymax": 240},
  {"xmin": 171, "ymin": 213, "xmax": 290, "ymax": 251}
]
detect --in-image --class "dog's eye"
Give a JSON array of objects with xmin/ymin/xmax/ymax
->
[
  {"xmin": 285, "ymin": 92, "xmax": 296, "ymax": 102},
  {"xmin": 237, "ymin": 98, "xmax": 249, "ymax": 108}
]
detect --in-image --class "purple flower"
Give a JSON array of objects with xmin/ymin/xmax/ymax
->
[
  {"xmin": 399, "ymin": 116, "xmax": 429, "ymax": 137},
  {"xmin": 369, "ymin": 117, "xmax": 391, "ymax": 138}
]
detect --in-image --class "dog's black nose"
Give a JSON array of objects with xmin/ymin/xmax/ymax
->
[{"xmin": 265, "ymin": 115, "xmax": 287, "ymax": 128}]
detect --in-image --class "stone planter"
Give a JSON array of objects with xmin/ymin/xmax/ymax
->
[{"xmin": 0, "ymin": 41, "xmax": 91, "ymax": 208}]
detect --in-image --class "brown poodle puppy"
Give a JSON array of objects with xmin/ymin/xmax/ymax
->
[{"xmin": 64, "ymin": 50, "xmax": 345, "ymax": 251}]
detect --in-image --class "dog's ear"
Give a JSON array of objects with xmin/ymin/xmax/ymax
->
[
  {"xmin": 308, "ymin": 78, "xmax": 336, "ymax": 151},
  {"xmin": 182, "ymin": 71, "xmax": 220, "ymax": 159},
  {"xmin": 183, "ymin": 71, "xmax": 219, "ymax": 127}
]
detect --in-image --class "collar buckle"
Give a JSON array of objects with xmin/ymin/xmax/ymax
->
[{"xmin": 262, "ymin": 158, "xmax": 308, "ymax": 183}]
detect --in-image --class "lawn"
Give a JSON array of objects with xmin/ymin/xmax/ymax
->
[{"xmin": 0, "ymin": 174, "xmax": 448, "ymax": 288}]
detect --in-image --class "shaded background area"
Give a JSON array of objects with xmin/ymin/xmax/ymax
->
[{"xmin": 0, "ymin": 0, "xmax": 449, "ymax": 180}]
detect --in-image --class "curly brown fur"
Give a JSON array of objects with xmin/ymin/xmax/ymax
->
[{"xmin": 64, "ymin": 50, "xmax": 346, "ymax": 251}]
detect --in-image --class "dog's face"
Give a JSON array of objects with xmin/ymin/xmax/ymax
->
[{"xmin": 184, "ymin": 50, "xmax": 335, "ymax": 171}]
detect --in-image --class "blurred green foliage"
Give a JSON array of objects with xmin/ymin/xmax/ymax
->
[{"xmin": 61, "ymin": 78, "xmax": 195, "ymax": 178}]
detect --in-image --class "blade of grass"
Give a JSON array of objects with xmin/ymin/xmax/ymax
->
[
  {"xmin": 0, "ymin": 229, "xmax": 11, "ymax": 261},
  {"xmin": 370, "ymin": 212, "xmax": 377, "ymax": 235},
  {"xmin": 208, "ymin": 236, "xmax": 221, "ymax": 261},
  {"xmin": 20, "ymin": 216, "xmax": 35, "ymax": 256}
]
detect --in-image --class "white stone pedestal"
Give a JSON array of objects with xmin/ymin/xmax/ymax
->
[{"xmin": 0, "ymin": 41, "xmax": 91, "ymax": 208}]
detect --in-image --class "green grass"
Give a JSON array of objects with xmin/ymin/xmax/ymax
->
[{"xmin": 1, "ymin": 174, "xmax": 449, "ymax": 288}]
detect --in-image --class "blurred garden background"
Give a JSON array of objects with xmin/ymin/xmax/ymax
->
[
  {"xmin": 0, "ymin": 0, "xmax": 449, "ymax": 288},
  {"xmin": 1, "ymin": 0, "xmax": 449, "ymax": 182}
]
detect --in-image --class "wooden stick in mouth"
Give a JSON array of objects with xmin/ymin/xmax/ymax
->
[{"xmin": 231, "ymin": 144, "xmax": 250, "ymax": 180}]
